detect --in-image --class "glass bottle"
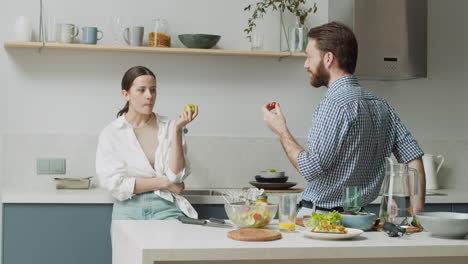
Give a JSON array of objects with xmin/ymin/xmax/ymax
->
[
  {"xmin": 149, "ymin": 18, "xmax": 170, "ymax": 47},
  {"xmin": 255, "ymin": 195, "xmax": 268, "ymax": 206}
]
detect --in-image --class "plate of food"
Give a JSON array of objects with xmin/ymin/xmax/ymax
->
[{"xmin": 299, "ymin": 210, "xmax": 363, "ymax": 240}]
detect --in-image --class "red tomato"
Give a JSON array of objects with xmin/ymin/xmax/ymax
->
[
  {"xmin": 267, "ymin": 102, "xmax": 277, "ymax": 111},
  {"xmin": 253, "ymin": 213, "xmax": 262, "ymax": 221}
]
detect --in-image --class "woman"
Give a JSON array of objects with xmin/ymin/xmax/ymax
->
[{"xmin": 96, "ymin": 66, "xmax": 198, "ymax": 220}]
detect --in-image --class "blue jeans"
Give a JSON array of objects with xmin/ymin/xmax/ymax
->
[{"xmin": 112, "ymin": 192, "xmax": 185, "ymax": 220}]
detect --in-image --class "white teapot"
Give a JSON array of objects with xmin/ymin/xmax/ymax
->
[{"xmin": 422, "ymin": 154, "xmax": 445, "ymax": 190}]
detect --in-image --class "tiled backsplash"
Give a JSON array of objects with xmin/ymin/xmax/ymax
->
[{"xmin": 2, "ymin": 134, "xmax": 467, "ymax": 190}]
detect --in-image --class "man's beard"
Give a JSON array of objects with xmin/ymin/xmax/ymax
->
[{"xmin": 310, "ymin": 62, "xmax": 330, "ymax": 88}]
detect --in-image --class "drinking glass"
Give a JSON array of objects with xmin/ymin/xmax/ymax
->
[
  {"xmin": 278, "ymin": 194, "xmax": 297, "ymax": 232},
  {"xmin": 250, "ymin": 32, "xmax": 263, "ymax": 51},
  {"xmin": 111, "ymin": 16, "xmax": 125, "ymax": 45},
  {"xmin": 342, "ymin": 186, "xmax": 362, "ymax": 213}
]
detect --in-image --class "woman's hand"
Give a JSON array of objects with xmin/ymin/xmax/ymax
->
[
  {"xmin": 175, "ymin": 104, "xmax": 199, "ymax": 131},
  {"xmin": 166, "ymin": 181, "xmax": 185, "ymax": 195}
]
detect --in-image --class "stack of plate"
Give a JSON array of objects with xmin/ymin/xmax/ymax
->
[{"xmin": 249, "ymin": 170, "xmax": 296, "ymax": 190}]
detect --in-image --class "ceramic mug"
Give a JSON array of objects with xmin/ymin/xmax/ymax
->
[
  {"xmin": 81, "ymin": 27, "xmax": 103, "ymax": 45},
  {"xmin": 56, "ymin": 24, "xmax": 79, "ymax": 43},
  {"xmin": 123, "ymin": 26, "xmax": 144, "ymax": 46}
]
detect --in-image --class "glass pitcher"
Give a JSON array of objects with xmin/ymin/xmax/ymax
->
[{"xmin": 379, "ymin": 158, "xmax": 419, "ymax": 226}]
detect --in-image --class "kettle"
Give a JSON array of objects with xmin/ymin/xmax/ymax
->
[
  {"xmin": 422, "ymin": 154, "xmax": 445, "ymax": 190},
  {"xmin": 379, "ymin": 158, "xmax": 419, "ymax": 226}
]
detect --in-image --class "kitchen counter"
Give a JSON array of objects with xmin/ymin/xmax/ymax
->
[
  {"xmin": 112, "ymin": 220, "xmax": 468, "ymax": 264},
  {"xmin": 1, "ymin": 185, "xmax": 468, "ymax": 204}
]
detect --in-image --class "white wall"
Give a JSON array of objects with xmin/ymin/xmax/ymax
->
[{"xmin": 1, "ymin": 0, "xmax": 467, "ymax": 193}]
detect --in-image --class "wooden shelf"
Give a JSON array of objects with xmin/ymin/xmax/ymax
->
[{"xmin": 4, "ymin": 41, "xmax": 306, "ymax": 59}]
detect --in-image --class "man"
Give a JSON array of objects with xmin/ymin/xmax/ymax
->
[{"xmin": 262, "ymin": 22, "xmax": 425, "ymax": 217}]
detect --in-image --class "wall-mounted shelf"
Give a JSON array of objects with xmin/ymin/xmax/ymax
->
[{"xmin": 4, "ymin": 41, "xmax": 306, "ymax": 59}]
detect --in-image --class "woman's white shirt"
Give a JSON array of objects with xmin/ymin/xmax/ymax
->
[{"xmin": 96, "ymin": 113, "xmax": 197, "ymax": 218}]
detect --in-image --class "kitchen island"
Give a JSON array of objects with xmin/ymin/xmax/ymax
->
[{"xmin": 112, "ymin": 220, "xmax": 468, "ymax": 264}]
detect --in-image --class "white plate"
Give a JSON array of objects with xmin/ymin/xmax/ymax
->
[{"xmin": 299, "ymin": 228, "xmax": 363, "ymax": 240}]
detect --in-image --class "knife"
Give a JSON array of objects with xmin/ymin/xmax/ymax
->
[{"xmin": 177, "ymin": 215, "xmax": 232, "ymax": 227}]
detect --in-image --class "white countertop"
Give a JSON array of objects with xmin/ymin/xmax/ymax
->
[
  {"xmin": 1, "ymin": 185, "xmax": 467, "ymax": 204},
  {"xmin": 112, "ymin": 220, "xmax": 468, "ymax": 264}
]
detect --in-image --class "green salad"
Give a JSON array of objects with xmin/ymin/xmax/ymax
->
[
  {"xmin": 305, "ymin": 210, "xmax": 347, "ymax": 233},
  {"xmin": 235, "ymin": 208, "xmax": 271, "ymax": 227}
]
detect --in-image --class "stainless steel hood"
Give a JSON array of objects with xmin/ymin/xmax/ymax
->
[{"xmin": 353, "ymin": 0, "xmax": 427, "ymax": 80}]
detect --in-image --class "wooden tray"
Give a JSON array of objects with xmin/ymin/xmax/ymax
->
[
  {"xmin": 227, "ymin": 228, "xmax": 282, "ymax": 242},
  {"xmin": 248, "ymin": 181, "xmax": 297, "ymax": 190},
  {"xmin": 264, "ymin": 188, "xmax": 304, "ymax": 193}
]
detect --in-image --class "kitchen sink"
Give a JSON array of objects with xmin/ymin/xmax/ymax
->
[
  {"xmin": 426, "ymin": 192, "xmax": 447, "ymax": 196},
  {"xmin": 181, "ymin": 189, "xmax": 224, "ymax": 196}
]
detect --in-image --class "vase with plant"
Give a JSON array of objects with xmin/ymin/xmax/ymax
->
[{"xmin": 244, "ymin": 0, "xmax": 317, "ymax": 52}]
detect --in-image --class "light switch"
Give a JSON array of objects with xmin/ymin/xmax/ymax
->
[
  {"xmin": 36, "ymin": 159, "xmax": 50, "ymax": 174},
  {"xmin": 50, "ymin": 158, "xmax": 66, "ymax": 174},
  {"xmin": 36, "ymin": 158, "xmax": 66, "ymax": 175}
]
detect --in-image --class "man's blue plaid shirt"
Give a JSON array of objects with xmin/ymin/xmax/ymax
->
[{"xmin": 297, "ymin": 75, "xmax": 423, "ymax": 209}]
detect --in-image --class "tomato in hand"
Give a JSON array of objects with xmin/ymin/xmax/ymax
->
[{"xmin": 267, "ymin": 102, "xmax": 277, "ymax": 111}]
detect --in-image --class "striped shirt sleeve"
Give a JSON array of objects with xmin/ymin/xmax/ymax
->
[{"xmin": 297, "ymin": 99, "xmax": 353, "ymax": 182}]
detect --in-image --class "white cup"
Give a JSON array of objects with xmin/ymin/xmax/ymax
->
[{"xmin": 14, "ymin": 16, "xmax": 32, "ymax": 41}]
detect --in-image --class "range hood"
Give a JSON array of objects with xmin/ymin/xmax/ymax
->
[{"xmin": 353, "ymin": 0, "xmax": 427, "ymax": 80}]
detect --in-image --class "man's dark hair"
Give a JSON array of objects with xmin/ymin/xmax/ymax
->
[{"xmin": 308, "ymin": 22, "xmax": 358, "ymax": 74}]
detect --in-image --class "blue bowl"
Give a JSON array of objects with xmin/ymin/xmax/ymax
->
[
  {"xmin": 178, "ymin": 34, "xmax": 221, "ymax": 49},
  {"xmin": 342, "ymin": 213, "xmax": 377, "ymax": 231}
]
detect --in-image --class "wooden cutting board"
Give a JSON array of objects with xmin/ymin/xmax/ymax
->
[
  {"xmin": 227, "ymin": 228, "xmax": 282, "ymax": 242},
  {"xmin": 264, "ymin": 188, "xmax": 304, "ymax": 193}
]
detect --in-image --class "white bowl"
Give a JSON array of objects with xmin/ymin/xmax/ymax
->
[
  {"xmin": 259, "ymin": 170, "xmax": 285, "ymax": 178},
  {"xmin": 416, "ymin": 212, "xmax": 468, "ymax": 239}
]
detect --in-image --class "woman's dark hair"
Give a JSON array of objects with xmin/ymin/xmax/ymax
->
[
  {"xmin": 117, "ymin": 66, "xmax": 156, "ymax": 117},
  {"xmin": 308, "ymin": 22, "xmax": 358, "ymax": 74}
]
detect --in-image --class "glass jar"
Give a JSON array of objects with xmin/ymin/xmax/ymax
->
[
  {"xmin": 287, "ymin": 18, "xmax": 308, "ymax": 52},
  {"xmin": 255, "ymin": 195, "xmax": 268, "ymax": 206},
  {"xmin": 149, "ymin": 18, "xmax": 170, "ymax": 47}
]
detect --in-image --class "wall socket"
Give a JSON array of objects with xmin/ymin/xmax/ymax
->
[{"xmin": 36, "ymin": 158, "xmax": 66, "ymax": 175}]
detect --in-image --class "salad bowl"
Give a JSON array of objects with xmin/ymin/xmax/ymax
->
[{"xmin": 225, "ymin": 202, "xmax": 277, "ymax": 228}]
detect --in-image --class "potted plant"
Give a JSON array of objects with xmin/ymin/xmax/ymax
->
[{"xmin": 243, "ymin": 0, "xmax": 317, "ymax": 51}]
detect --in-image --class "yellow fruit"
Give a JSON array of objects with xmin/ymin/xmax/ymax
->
[
  {"xmin": 268, "ymin": 169, "xmax": 276, "ymax": 172},
  {"xmin": 279, "ymin": 222, "xmax": 296, "ymax": 230},
  {"xmin": 184, "ymin": 104, "xmax": 196, "ymax": 113}
]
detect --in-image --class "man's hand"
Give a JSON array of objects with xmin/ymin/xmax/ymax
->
[
  {"xmin": 412, "ymin": 196, "xmax": 425, "ymax": 214},
  {"xmin": 262, "ymin": 102, "xmax": 288, "ymax": 136}
]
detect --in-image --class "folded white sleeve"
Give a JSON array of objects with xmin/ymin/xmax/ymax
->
[{"xmin": 96, "ymin": 134, "xmax": 135, "ymax": 201}]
